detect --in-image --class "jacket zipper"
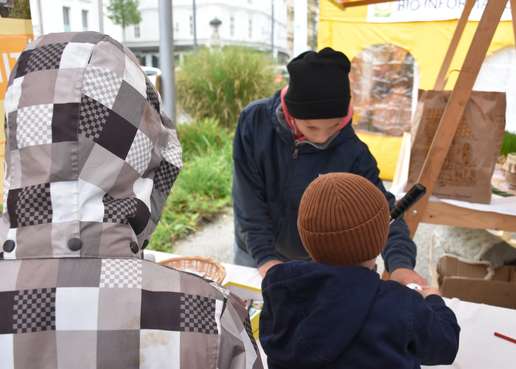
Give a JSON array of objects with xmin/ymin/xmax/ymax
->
[
  {"xmin": 292, "ymin": 146, "xmax": 299, "ymax": 159},
  {"xmin": 292, "ymin": 140, "xmax": 302, "ymax": 159}
]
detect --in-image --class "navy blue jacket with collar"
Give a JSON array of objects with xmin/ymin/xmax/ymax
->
[
  {"xmin": 232, "ymin": 91, "xmax": 416, "ymax": 271},
  {"xmin": 260, "ymin": 261, "xmax": 460, "ymax": 369}
]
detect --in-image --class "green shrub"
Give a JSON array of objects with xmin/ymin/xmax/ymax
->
[
  {"xmin": 178, "ymin": 146, "xmax": 232, "ymax": 199},
  {"xmin": 177, "ymin": 47, "xmax": 275, "ymax": 129},
  {"xmin": 501, "ymin": 131, "xmax": 516, "ymax": 156},
  {"xmin": 177, "ymin": 118, "xmax": 232, "ymax": 162},
  {"xmin": 149, "ymin": 119, "xmax": 233, "ymax": 252}
]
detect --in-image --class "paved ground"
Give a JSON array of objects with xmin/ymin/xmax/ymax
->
[
  {"xmin": 171, "ymin": 209, "xmax": 235, "ymax": 262},
  {"xmin": 170, "ymin": 208, "xmax": 461, "ymax": 285}
]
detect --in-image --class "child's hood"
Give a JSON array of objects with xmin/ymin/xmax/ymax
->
[
  {"xmin": 260, "ymin": 260, "xmax": 381, "ymax": 368},
  {"xmin": 1, "ymin": 32, "xmax": 182, "ymax": 260}
]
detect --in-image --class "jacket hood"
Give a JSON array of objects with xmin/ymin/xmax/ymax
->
[
  {"xmin": 260, "ymin": 261, "xmax": 380, "ymax": 368},
  {"xmin": 1, "ymin": 32, "xmax": 182, "ymax": 260}
]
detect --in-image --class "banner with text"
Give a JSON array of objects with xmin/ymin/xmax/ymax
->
[{"xmin": 367, "ymin": 0, "xmax": 513, "ymax": 23}]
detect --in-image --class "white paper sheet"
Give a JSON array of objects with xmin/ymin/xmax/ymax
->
[{"xmin": 424, "ymin": 298, "xmax": 516, "ymax": 369}]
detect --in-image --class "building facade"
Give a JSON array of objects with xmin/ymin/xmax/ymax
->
[
  {"xmin": 29, "ymin": 0, "xmax": 290, "ymax": 67},
  {"xmin": 307, "ymin": 0, "xmax": 319, "ymax": 50},
  {"xmin": 286, "ymin": 0, "xmax": 319, "ymax": 57},
  {"xmin": 126, "ymin": 0, "xmax": 289, "ymax": 66},
  {"xmin": 29, "ymin": 0, "xmax": 102, "ymax": 37}
]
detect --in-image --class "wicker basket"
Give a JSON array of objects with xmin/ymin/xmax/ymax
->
[{"xmin": 160, "ymin": 256, "xmax": 226, "ymax": 284}]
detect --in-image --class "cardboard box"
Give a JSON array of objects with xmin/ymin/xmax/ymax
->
[
  {"xmin": 437, "ymin": 255, "xmax": 516, "ymax": 309},
  {"xmin": 224, "ymin": 281, "xmax": 262, "ymax": 339}
]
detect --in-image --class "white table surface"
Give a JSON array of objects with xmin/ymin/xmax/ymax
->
[{"xmin": 147, "ymin": 251, "xmax": 516, "ymax": 369}]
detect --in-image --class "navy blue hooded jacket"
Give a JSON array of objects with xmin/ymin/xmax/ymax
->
[
  {"xmin": 232, "ymin": 91, "xmax": 416, "ymax": 271},
  {"xmin": 260, "ymin": 261, "xmax": 460, "ymax": 369}
]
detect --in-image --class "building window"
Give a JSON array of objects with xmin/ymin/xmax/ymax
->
[
  {"xmin": 63, "ymin": 7, "xmax": 71, "ymax": 32},
  {"xmin": 248, "ymin": 18, "xmax": 253, "ymax": 39},
  {"xmin": 152, "ymin": 55, "xmax": 159, "ymax": 68},
  {"xmin": 134, "ymin": 24, "xmax": 141, "ymax": 38},
  {"xmin": 189, "ymin": 15, "xmax": 193, "ymax": 36},
  {"xmin": 230, "ymin": 16, "xmax": 235, "ymax": 37},
  {"xmin": 175, "ymin": 21, "xmax": 179, "ymax": 33},
  {"xmin": 82, "ymin": 10, "xmax": 88, "ymax": 31}
]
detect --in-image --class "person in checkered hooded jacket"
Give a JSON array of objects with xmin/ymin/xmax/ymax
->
[{"xmin": 0, "ymin": 32, "xmax": 263, "ymax": 369}]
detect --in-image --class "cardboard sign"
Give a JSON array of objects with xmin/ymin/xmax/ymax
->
[
  {"xmin": 407, "ymin": 90, "xmax": 506, "ymax": 204},
  {"xmin": 437, "ymin": 255, "xmax": 516, "ymax": 309}
]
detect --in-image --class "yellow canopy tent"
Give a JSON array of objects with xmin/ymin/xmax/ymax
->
[
  {"xmin": 318, "ymin": 0, "xmax": 515, "ymax": 179},
  {"xmin": 0, "ymin": 18, "xmax": 33, "ymax": 196}
]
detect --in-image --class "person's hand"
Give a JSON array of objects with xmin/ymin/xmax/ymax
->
[
  {"xmin": 420, "ymin": 286, "xmax": 441, "ymax": 298},
  {"xmin": 389, "ymin": 268, "xmax": 428, "ymax": 286},
  {"xmin": 258, "ymin": 260, "xmax": 283, "ymax": 277}
]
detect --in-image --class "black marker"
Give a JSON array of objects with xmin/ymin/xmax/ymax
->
[{"xmin": 390, "ymin": 184, "xmax": 427, "ymax": 225}]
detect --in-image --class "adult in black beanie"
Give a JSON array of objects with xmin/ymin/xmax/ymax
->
[
  {"xmin": 232, "ymin": 47, "xmax": 426, "ymax": 290},
  {"xmin": 285, "ymin": 47, "xmax": 351, "ymax": 119}
]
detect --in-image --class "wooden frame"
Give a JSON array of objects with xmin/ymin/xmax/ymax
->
[
  {"xmin": 332, "ymin": 0, "xmax": 516, "ymax": 237},
  {"xmin": 404, "ymin": 0, "xmax": 512, "ymax": 235},
  {"xmin": 433, "ymin": 0, "xmax": 475, "ymax": 90},
  {"xmin": 334, "ymin": 0, "xmax": 398, "ymax": 9},
  {"xmin": 421, "ymin": 202, "xmax": 516, "ymax": 232},
  {"xmin": 512, "ymin": 0, "xmax": 516, "ymax": 45}
]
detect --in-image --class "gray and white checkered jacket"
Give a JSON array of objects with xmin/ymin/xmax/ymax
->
[{"xmin": 0, "ymin": 32, "xmax": 263, "ymax": 369}]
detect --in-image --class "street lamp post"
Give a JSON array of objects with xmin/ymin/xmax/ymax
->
[
  {"xmin": 271, "ymin": 0, "xmax": 275, "ymax": 60},
  {"xmin": 209, "ymin": 17, "xmax": 222, "ymax": 49},
  {"xmin": 192, "ymin": 0, "xmax": 198, "ymax": 48},
  {"xmin": 98, "ymin": 0, "xmax": 104, "ymax": 33},
  {"xmin": 159, "ymin": 0, "xmax": 177, "ymax": 122}
]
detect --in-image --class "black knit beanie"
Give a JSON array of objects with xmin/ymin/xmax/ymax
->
[{"xmin": 285, "ymin": 47, "xmax": 351, "ymax": 119}]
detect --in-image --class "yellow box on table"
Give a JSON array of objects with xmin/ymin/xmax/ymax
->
[{"xmin": 223, "ymin": 281, "xmax": 262, "ymax": 339}]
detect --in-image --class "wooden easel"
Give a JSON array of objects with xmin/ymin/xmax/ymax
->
[
  {"xmin": 338, "ymin": 0, "xmax": 516, "ymax": 236},
  {"xmin": 403, "ymin": 0, "xmax": 516, "ymax": 235}
]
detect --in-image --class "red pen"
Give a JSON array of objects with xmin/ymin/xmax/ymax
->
[{"xmin": 494, "ymin": 332, "xmax": 516, "ymax": 344}]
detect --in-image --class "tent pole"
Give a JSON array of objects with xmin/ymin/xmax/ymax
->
[{"xmin": 433, "ymin": 0, "xmax": 475, "ymax": 90}]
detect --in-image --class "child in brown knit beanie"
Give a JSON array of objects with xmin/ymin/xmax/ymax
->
[
  {"xmin": 259, "ymin": 173, "xmax": 460, "ymax": 369},
  {"xmin": 298, "ymin": 172, "xmax": 390, "ymax": 269}
]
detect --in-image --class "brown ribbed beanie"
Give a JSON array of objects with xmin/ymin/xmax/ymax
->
[{"xmin": 297, "ymin": 173, "xmax": 390, "ymax": 266}]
